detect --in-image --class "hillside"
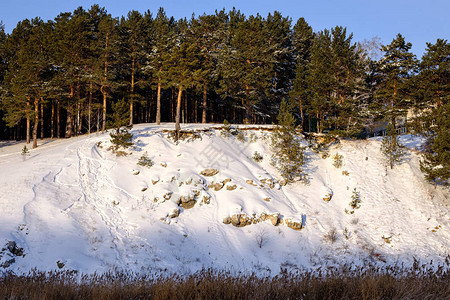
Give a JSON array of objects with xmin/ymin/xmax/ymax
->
[{"xmin": 0, "ymin": 123, "xmax": 448, "ymax": 275}]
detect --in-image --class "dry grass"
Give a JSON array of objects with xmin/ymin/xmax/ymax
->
[{"xmin": 0, "ymin": 264, "xmax": 449, "ymax": 299}]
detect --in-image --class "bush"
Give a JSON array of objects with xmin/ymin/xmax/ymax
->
[
  {"xmin": 137, "ymin": 152, "xmax": 153, "ymax": 168},
  {"xmin": 349, "ymin": 188, "xmax": 361, "ymax": 209},
  {"xmin": 332, "ymin": 153, "xmax": 344, "ymax": 168},
  {"xmin": 271, "ymin": 100, "xmax": 306, "ymax": 183},
  {"xmin": 252, "ymin": 151, "xmax": 263, "ymax": 162}
]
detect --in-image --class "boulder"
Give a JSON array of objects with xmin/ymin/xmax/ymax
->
[
  {"xmin": 226, "ymin": 184, "xmax": 237, "ymax": 191},
  {"xmin": 214, "ymin": 182, "xmax": 224, "ymax": 191},
  {"xmin": 179, "ymin": 196, "xmax": 196, "ymax": 209},
  {"xmin": 285, "ymin": 218, "xmax": 302, "ymax": 231},
  {"xmin": 169, "ymin": 208, "xmax": 180, "ymax": 218},
  {"xmin": 269, "ymin": 213, "xmax": 280, "ymax": 226},
  {"xmin": 222, "ymin": 178, "xmax": 232, "ymax": 184},
  {"xmin": 223, "ymin": 217, "xmax": 231, "ymax": 224},
  {"xmin": 263, "ymin": 197, "xmax": 270, "ymax": 202},
  {"xmin": 246, "ymin": 179, "xmax": 257, "ymax": 186},
  {"xmin": 323, "ymin": 192, "xmax": 333, "ymax": 202},
  {"xmin": 7, "ymin": 241, "xmax": 24, "ymax": 256},
  {"xmin": 200, "ymin": 168, "xmax": 219, "ymax": 176}
]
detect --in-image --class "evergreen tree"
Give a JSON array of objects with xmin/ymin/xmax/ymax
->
[
  {"xmin": 146, "ymin": 8, "xmax": 175, "ymax": 125},
  {"xmin": 118, "ymin": 10, "xmax": 149, "ymax": 126},
  {"xmin": 420, "ymin": 102, "xmax": 449, "ymax": 184},
  {"xmin": 109, "ymin": 98, "xmax": 133, "ymax": 153},
  {"xmin": 415, "ymin": 40, "xmax": 449, "ymax": 184},
  {"xmin": 291, "ymin": 18, "xmax": 314, "ymax": 128},
  {"xmin": 271, "ymin": 99, "xmax": 305, "ymax": 183},
  {"xmin": 375, "ymin": 34, "xmax": 417, "ymax": 167},
  {"xmin": 381, "ymin": 123, "xmax": 406, "ymax": 169},
  {"xmin": 165, "ymin": 41, "xmax": 201, "ymax": 140},
  {"xmin": 307, "ymin": 29, "xmax": 333, "ymax": 132}
]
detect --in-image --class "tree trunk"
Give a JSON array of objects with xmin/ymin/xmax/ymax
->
[
  {"xmin": 26, "ymin": 100, "xmax": 30, "ymax": 144},
  {"xmin": 33, "ymin": 97, "xmax": 39, "ymax": 148},
  {"xmin": 56, "ymin": 100, "xmax": 60, "ymax": 139},
  {"xmin": 88, "ymin": 82, "xmax": 92, "ymax": 134},
  {"xmin": 130, "ymin": 56, "xmax": 135, "ymax": 126},
  {"xmin": 156, "ymin": 76, "xmax": 161, "ymax": 125},
  {"xmin": 202, "ymin": 87, "xmax": 207, "ymax": 123},
  {"xmin": 102, "ymin": 33, "xmax": 109, "ymax": 131},
  {"xmin": 175, "ymin": 84, "xmax": 183, "ymax": 141},
  {"xmin": 51, "ymin": 100, "xmax": 54, "ymax": 138},
  {"xmin": 40, "ymin": 100, "xmax": 44, "ymax": 139}
]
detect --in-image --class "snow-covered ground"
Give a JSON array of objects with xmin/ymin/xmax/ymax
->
[{"xmin": 0, "ymin": 123, "xmax": 448, "ymax": 275}]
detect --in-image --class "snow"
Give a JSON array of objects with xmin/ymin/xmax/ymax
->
[{"xmin": 0, "ymin": 123, "xmax": 448, "ymax": 275}]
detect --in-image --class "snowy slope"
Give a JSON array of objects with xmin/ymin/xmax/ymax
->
[{"xmin": 0, "ymin": 123, "xmax": 448, "ymax": 275}]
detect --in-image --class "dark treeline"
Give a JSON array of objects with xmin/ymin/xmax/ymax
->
[{"xmin": 0, "ymin": 5, "xmax": 448, "ymax": 149}]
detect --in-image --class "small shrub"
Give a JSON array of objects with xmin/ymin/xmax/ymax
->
[
  {"xmin": 343, "ymin": 228, "xmax": 351, "ymax": 239},
  {"xmin": 382, "ymin": 235, "xmax": 392, "ymax": 244},
  {"xmin": 252, "ymin": 151, "xmax": 263, "ymax": 162},
  {"xmin": 255, "ymin": 228, "xmax": 268, "ymax": 248},
  {"xmin": 21, "ymin": 145, "xmax": 29, "ymax": 156},
  {"xmin": 236, "ymin": 131, "xmax": 246, "ymax": 142},
  {"xmin": 349, "ymin": 188, "xmax": 361, "ymax": 209},
  {"xmin": 332, "ymin": 153, "xmax": 344, "ymax": 168},
  {"xmin": 137, "ymin": 152, "xmax": 153, "ymax": 168},
  {"xmin": 323, "ymin": 227, "xmax": 338, "ymax": 243},
  {"xmin": 249, "ymin": 133, "xmax": 258, "ymax": 143}
]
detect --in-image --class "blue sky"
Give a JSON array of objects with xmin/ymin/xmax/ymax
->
[{"xmin": 1, "ymin": 0, "xmax": 448, "ymax": 57}]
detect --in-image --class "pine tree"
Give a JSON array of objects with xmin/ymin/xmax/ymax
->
[
  {"xmin": 381, "ymin": 123, "xmax": 406, "ymax": 169},
  {"xmin": 109, "ymin": 98, "xmax": 133, "ymax": 153},
  {"xmin": 165, "ymin": 40, "xmax": 201, "ymax": 140},
  {"xmin": 291, "ymin": 18, "xmax": 314, "ymax": 128},
  {"xmin": 375, "ymin": 34, "xmax": 417, "ymax": 167},
  {"xmin": 420, "ymin": 102, "xmax": 449, "ymax": 184},
  {"xmin": 271, "ymin": 99, "xmax": 305, "ymax": 183}
]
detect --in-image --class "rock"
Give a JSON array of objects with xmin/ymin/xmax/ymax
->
[
  {"xmin": 263, "ymin": 197, "xmax": 270, "ymax": 202},
  {"xmin": 269, "ymin": 213, "xmax": 280, "ymax": 226},
  {"xmin": 161, "ymin": 162, "xmax": 167, "ymax": 168},
  {"xmin": 260, "ymin": 212, "xmax": 268, "ymax": 221},
  {"xmin": 323, "ymin": 192, "xmax": 333, "ymax": 202},
  {"xmin": 141, "ymin": 187, "xmax": 148, "ymax": 192},
  {"xmin": 226, "ymin": 184, "xmax": 237, "ymax": 191},
  {"xmin": 7, "ymin": 241, "xmax": 23, "ymax": 256},
  {"xmin": 202, "ymin": 195, "xmax": 211, "ymax": 204},
  {"xmin": 214, "ymin": 182, "xmax": 224, "ymax": 191},
  {"xmin": 223, "ymin": 178, "xmax": 232, "ymax": 184},
  {"xmin": 152, "ymin": 179, "xmax": 159, "ymax": 185},
  {"xmin": 179, "ymin": 196, "xmax": 196, "ymax": 209},
  {"xmin": 200, "ymin": 168, "xmax": 219, "ymax": 176},
  {"xmin": 261, "ymin": 178, "xmax": 275, "ymax": 189},
  {"xmin": 279, "ymin": 179, "xmax": 287, "ymax": 186},
  {"xmin": 169, "ymin": 208, "xmax": 180, "ymax": 218},
  {"xmin": 246, "ymin": 179, "xmax": 257, "ymax": 186},
  {"xmin": 230, "ymin": 214, "xmax": 241, "ymax": 226},
  {"xmin": 163, "ymin": 192, "xmax": 173, "ymax": 200},
  {"xmin": 56, "ymin": 260, "xmax": 65, "ymax": 269},
  {"xmin": 223, "ymin": 217, "xmax": 231, "ymax": 224},
  {"xmin": 185, "ymin": 178, "xmax": 193, "ymax": 185},
  {"xmin": 132, "ymin": 170, "xmax": 140, "ymax": 175},
  {"xmin": 285, "ymin": 218, "xmax": 302, "ymax": 231}
]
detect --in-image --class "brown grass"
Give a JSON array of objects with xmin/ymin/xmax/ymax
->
[{"xmin": 0, "ymin": 264, "xmax": 449, "ymax": 300}]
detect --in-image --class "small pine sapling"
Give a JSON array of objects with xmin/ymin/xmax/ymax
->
[
  {"xmin": 349, "ymin": 188, "xmax": 361, "ymax": 209},
  {"xmin": 108, "ymin": 98, "xmax": 133, "ymax": 155},
  {"xmin": 332, "ymin": 153, "xmax": 344, "ymax": 168},
  {"xmin": 381, "ymin": 123, "xmax": 405, "ymax": 169},
  {"xmin": 271, "ymin": 100, "xmax": 306, "ymax": 183},
  {"xmin": 21, "ymin": 145, "xmax": 29, "ymax": 156},
  {"xmin": 252, "ymin": 151, "xmax": 263, "ymax": 162},
  {"xmin": 137, "ymin": 152, "xmax": 154, "ymax": 168}
]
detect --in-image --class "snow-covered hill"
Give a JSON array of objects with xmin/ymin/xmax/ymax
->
[{"xmin": 0, "ymin": 124, "xmax": 448, "ymax": 275}]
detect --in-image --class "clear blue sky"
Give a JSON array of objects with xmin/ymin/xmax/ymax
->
[{"xmin": 1, "ymin": 0, "xmax": 449, "ymax": 57}]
